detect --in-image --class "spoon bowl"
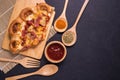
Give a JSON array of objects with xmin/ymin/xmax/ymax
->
[
  {"xmin": 5, "ymin": 64, "xmax": 58, "ymax": 80},
  {"xmin": 62, "ymin": 30, "xmax": 76, "ymax": 46},
  {"xmin": 35, "ymin": 64, "xmax": 58, "ymax": 76}
]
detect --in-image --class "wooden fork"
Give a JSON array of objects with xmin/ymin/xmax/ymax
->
[{"xmin": 0, "ymin": 57, "xmax": 40, "ymax": 68}]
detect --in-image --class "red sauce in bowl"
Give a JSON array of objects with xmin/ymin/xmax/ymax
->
[{"xmin": 47, "ymin": 43, "xmax": 65, "ymax": 61}]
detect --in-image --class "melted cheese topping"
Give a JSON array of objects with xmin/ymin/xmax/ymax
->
[
  {"xmin": 26, "ymin": 14, "xmax": 37, "ymax": 21},
  {"xmin": 15, "ymin": 22, "xmax": 25, "ymax": 36},
  {"xmin": 20, "ymin": 22, "xmax": 26, "ymax": 30},
  {"xmin": 28, "ymin": 25, "xmax": 34, "ymax": 32},
  {"xmin": 17, "ymin": 43, "xmax": 23, "ymax": 50},
  {"xmin": 40, "ymin": 16, "xmax": 46, "ymax": 26}
]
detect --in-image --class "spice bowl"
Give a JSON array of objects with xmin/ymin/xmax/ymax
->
[{"xmin": 44, "ymin": 41, "xmax": 67, "ymax": 63}]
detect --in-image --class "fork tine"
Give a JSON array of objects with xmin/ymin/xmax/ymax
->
[
  {"xmin": 27, "ymin": 61, "xmax": 40, "ymax": 65},
  {"xmin": 26, "ymin": 65, "xmax": 40, "ymax": 68},
  {"xmin": 27, "ymin": 60, "xmax": 40, "ymax": 64},
  {"xmin": 27, "ymin": 63, "xmax": 40, "ymax": 66},
  {"xmin": 27, "ymin": 58, "xmax": 40, "ymax": 62},
  {"xmin": 27, "ymin": 59, "xmax": 40, "ymax": 64},
  {"xmin": 27, "ymin": 60, "xmax": 40, "ymax": 63},
  {"xmin": 27, "ymin": 62, "xmax": 40, "ymax": 66}
]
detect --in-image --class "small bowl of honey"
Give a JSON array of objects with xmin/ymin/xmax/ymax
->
[{"xmin": 44, "ymin": 41, "xmax": 67, "ymax": 63}]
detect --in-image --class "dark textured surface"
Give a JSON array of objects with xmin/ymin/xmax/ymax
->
[{"xmin": 1, "ymin": 0, "xmax": 120, "ymax": 80}]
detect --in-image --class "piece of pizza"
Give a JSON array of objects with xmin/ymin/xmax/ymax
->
[{"xmin": 9, "ymin": 3, "xmax": 54, "ymax": 54}]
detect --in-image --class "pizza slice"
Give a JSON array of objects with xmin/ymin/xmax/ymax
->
[{"xmin": 9, "ymin": 3, "xmax": 54, "ymax": 54}]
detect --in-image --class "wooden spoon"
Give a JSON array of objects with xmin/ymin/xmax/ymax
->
[
  {"xmin": 54, "ymin": 0, "xmax": 69, "ymax": 32},
  {"xmin": 5, "ymin": 64, "xmax": 58, "ymax": 80},
  {"xmin": 62, "ymin": 0, "xmax": 89, "ymax": 46}
]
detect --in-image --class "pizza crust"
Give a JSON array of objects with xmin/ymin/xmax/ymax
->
[
  {"xmin": 19, "ymin": 7, "xmax": 34, "ymax": 21},
  {"xmin": 36, "ymin": 3, "xmax": 53, "ymax": 13},
  {"xmin": 9, "ymin": 18, "xmax": 23, "ymax": 36},
  {"xmin": 9, "ymin": 34, "xmax": 23, "ymax": 54}
]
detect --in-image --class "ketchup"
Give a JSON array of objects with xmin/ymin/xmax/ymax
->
[{"xmin": 47, "ymin": 43, "xmax": 64, "ymax": 61}]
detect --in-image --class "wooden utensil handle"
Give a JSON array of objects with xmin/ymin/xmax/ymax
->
[
  {"xmin": 5, "ymin": 72, "xmax": 36, "ymax": 80},
  {"xmin": 0, "ymin": 58, "xmax": 19, "ymax": 63},
  {"xmin": 73, "ymin": 0, "xmax": 89, "ymax": 28},
  {"xmin": 61, "ymin": 0, "xmax": 69, "ymax": 17}
]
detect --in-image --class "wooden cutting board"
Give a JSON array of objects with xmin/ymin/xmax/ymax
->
[{"xmin": 2, "ymin": 0, "xmax": 55, "ymax": 59}]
